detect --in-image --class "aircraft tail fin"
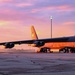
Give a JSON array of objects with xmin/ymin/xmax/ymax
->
[{"xmin": 31, "ymin": 26, "xmax": 38, "ymax": 40}]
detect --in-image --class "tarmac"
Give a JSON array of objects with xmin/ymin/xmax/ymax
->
[{"xmin": 0, "ymin": 50, "xmax": 75, "ymax": 75}]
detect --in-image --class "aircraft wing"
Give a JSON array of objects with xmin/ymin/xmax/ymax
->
[
  {"xmin": 38, "ymin": 37, "xmax": 69, "ymax": 42},
  {"xmin": 0, "ymin": 40, "xmax": 34, "ymax": 45},
  {"xmin": 0, "ymin": 36, "xmax": 73, "ymax": 48},
  {"xmin": 0, "ymin": 25, "xmax": 74, "ymax": 48},
  {"xmin": 0, "ymin": 37, "xmax": 69, "ymax": 45}
]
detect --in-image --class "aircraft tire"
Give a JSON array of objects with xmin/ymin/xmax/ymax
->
[
  {"xmin": 59, "ymin": 48, "xmax": 66, "ymax": 53},
  {"xmin": 59, "ymin": 47, "xmax": 75, "ymax": 53},
  {"xmin": 40, "ymin": 47, "xmax": 50, "ymax": 53},
  {"xmin": 40, "ymin": 48, "xmax": 46, "ymax": 53}
]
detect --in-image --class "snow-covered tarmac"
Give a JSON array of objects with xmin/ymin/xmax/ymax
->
[{"xmin": 0, "ymin": 51, "xmax": 75, "ymax": 75}]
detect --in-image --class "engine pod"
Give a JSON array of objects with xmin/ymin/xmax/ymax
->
[
  {"xmin": 4, "ymin": 43, "xmax": 15, "ymax": 48},
  {"xmin": 33, "ymin": 41, "xmax": 45, "ymax": 47}
]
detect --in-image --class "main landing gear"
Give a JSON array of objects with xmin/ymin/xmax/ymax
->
[
  {"xmin": 38, "ymin": 47, "xmax": 51, "ymax": 53},
  {"xmin": 59, "ymin": 47, "xmax": 75, "ymax": 53}
]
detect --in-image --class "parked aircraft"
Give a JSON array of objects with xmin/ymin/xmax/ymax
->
[{"xmin": 0, "ymin": 26, "xmax": 75, "ymax": 53}]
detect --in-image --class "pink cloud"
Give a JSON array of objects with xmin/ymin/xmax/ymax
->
[
  {"xmin": 31, "ymin": 7, "xmax": 54, "ymax": 13},
  {"xmin": 0, "ymin": 8, "xmax": 48, "ymax": 27},
  {"xmin": 0, "ymin": 3, "xmax": 74, "ymax": 42},
  {"xmin": 0, "ymin": 21, "xmax": 30, "ymax": 41},
  {"xmin": 51, "ymin": 21, "xmax": 75, "ymax": 37},
  {"xmin": 16, "ymin": 3, "xmax": 33, "ymax": 7},
  {"xmin": 0, "ymin": 0, "xmax": 13, "ymax": 3},
  {"xmin": 31, "ymin": 5, "xmax": 74, "ymax": 13},
  {"xmin": 56, "ymin": 5, "xmax": 75, "ymax": 11},
  {"xmin": 0, "ymin": 8, "xmax": 29, "ymax": 21},
  {"xmin": 63, "ymin": 22, "xmax": 75, "ymax": 25}
]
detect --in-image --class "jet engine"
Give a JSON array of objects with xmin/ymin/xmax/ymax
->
[
  {"xmin": 4, "ymin": 43, "xmax": 15, "ymax": 48},
  {"xmin": 32, "ymin": 41, "xmax": 45, "ymax": 47}
]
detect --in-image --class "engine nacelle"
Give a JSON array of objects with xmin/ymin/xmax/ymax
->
[
  {"xmin": 4, "ymin": 43, "xmax": 15, "ymax": 48},
  {"xmin": 32, "ymin": 41, "xmax": 45, "ymax": 47}
]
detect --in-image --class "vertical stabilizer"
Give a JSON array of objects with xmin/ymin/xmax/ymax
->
[{"xmin": 31, "ymin": 26, "xmax": 38, "ymax": 40}]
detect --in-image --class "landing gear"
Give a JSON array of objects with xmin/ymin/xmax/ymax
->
[
  {"xmin": 40, "ymin": 47, "xmax": 50, "ymax": 53},
  {"xmin": 59, "ymin": 47, "xmax": 75, "ymax": 53}
]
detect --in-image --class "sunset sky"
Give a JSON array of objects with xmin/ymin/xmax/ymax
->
[{"xmin": 0, "ymin": 0, "xmax": 75, "ymax": 49}]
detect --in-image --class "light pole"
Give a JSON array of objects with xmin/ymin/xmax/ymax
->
[{"xmin": 50, "ymin": 16, "xmax": 53, "ymax": 38}]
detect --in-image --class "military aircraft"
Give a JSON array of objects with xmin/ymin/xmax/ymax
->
[{"xmin": 0, "ymin": 26, "xmax": 75, "ymax": 53}]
